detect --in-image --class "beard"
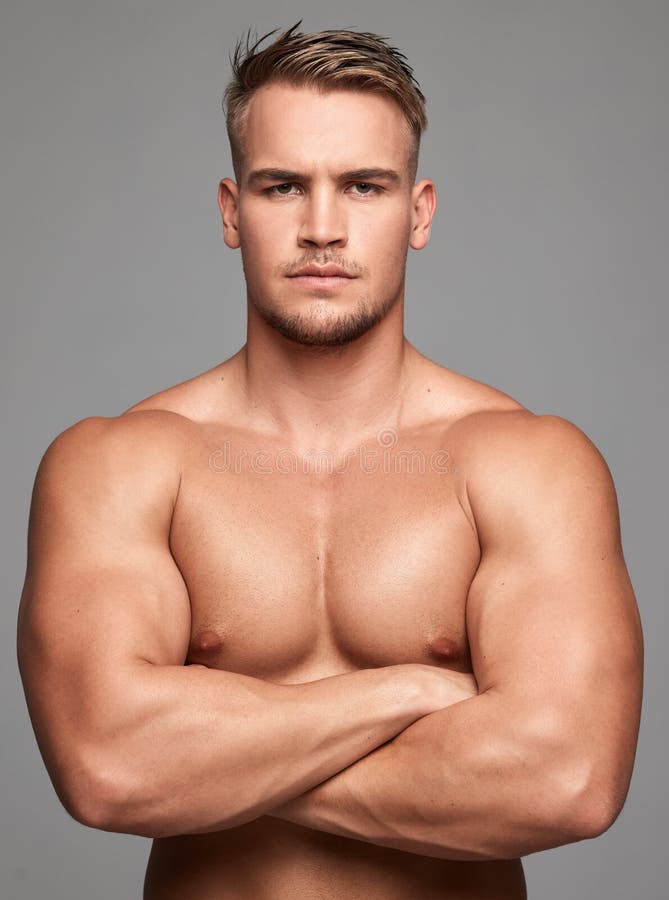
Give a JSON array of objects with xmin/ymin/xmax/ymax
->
[
  {"xmin": 244, "ymin": 252, "xmax": 405, "ymax": 349},
  {"xmin": 250, "ymin": 292, "xmax": 400, "ymax": 348}
]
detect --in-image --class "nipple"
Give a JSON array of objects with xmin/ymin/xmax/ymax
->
[
  {"xmin": 428, "ymin": 635, "xmax": 461, "ymax": 661},
  {"xmin": 191, "ymin": 629, "xmax": 224, "ymax": 655}
]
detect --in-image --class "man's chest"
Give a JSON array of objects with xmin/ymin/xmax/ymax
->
[{"xmin": 169, "ymin": 432, "xmax": 480, "ymax": 682}]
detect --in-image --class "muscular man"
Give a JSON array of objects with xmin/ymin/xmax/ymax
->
[{"xmin": 17, "ymin": 24, "xmax": 643, "ymax": 900}]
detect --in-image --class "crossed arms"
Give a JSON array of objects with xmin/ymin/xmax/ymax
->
[
  {"xmin": 17, "ymin": 409, "xmax": 643, "ymax": 861},
  {"xmin": 266, "ymin": 411, "xmax": 643, "ymax": 859}
]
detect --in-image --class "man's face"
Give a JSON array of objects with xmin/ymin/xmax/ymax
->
[{"xmin": 219, "ymin": 83, "xmax": 435, "ymax": 348}]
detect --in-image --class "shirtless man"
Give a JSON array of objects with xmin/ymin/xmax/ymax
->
[{"xmin": 17, "ymin": 23, "xmax": 643, "ymax": 900}]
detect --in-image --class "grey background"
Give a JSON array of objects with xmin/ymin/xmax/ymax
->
[{"xmin": 2, "ymin": 1, "xmax": 666, "ymax": 897}]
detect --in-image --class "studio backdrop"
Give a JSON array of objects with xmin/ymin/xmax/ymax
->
[{"xmin": 1, "ymin": 2, "xmax": 667, "ymax": 898}]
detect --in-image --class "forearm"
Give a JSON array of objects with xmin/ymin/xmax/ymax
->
[
  {"xmin": 269, "ymin": 689, "xmax": 588, "ymax": 861},
  {"xmin": 63, "ymin": 663, "xmax": 422, "ymax": 838}
]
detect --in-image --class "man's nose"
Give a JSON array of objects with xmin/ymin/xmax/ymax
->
[{"xmin": 297, "ymin": 188, "xmax": 347, "ymax": 249}]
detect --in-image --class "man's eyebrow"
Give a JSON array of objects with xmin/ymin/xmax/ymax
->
[
  {"xmin": 341, "ymin": 168, "xmax": 402, "ymax": 184},
  {"xmin": 245, "ymin": 167, "xmax": 402, "ymax": 186},
  {"xmin": 246, "ymin": 169, "xmax": 302, "ymax": 186}
]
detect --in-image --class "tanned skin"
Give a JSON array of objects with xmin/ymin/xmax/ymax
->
[{"xmin": 18, "ymin": 83, "xmax": 643, "ymax": 900}]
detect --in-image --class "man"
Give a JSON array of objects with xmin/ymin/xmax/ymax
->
[{"xmin": 17, "ymin": 23, "xmax": 643, "ymax": 900}]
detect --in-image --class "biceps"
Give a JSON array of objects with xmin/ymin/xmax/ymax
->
[
  {"xmin": 18, "ymin": 548, "xmax": 192, "ymax": 739},
  {"xmin": 466, "ymin": 545, "xmax": 643, "ymax": 732}
]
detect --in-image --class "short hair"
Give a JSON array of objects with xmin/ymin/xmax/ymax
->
[{"xmin": 223, "ymin": 22, "xmax": 428, "ymax": 182}]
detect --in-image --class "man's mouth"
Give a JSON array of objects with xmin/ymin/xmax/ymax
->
[
  {"xmin": 287, "ymin": 263, "xmax": 358, "ymax": 291},
  {"xmin": 288, "ymin": 264, "xmax": 356, "ymax": 279}
]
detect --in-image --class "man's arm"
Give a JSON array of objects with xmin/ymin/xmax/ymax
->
[
  {"xmin": 266, "ymin": 413, "xmax": 644, "ymax": 860},
  {"xmin": 16, "ymin": 411, "xmax": 452, "ymax": 839}
]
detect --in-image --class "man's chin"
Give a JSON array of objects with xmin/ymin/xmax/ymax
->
[
  {"xmin": 278, "ymin": 323, "xmax": 372, "ymax": 348},
  {"xmin": 256, "ymin": 304, "xmax": 391, "ymax": 349}
]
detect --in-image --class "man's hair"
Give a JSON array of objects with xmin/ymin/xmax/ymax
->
[{"xmin": 223, "ymin": 22, "xmax": 427, "ymax": 182}]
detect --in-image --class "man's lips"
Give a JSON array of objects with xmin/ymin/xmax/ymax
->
[{"xmin": 288, "ymin": 264, "xmax": 356, "ymax": 278}]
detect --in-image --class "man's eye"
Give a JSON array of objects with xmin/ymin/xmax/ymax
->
[
  {"xmin": 270, "ymin": 183, "xmax": 297, "ymax": 195},
  {"xmin": 351, "ymin": 183, "xmax": 377, "ymax": 196}
]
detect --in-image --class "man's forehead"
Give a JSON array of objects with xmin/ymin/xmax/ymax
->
[{"xmin": 241, "ymin": 83, "xmax": 413, "ymax": 176}]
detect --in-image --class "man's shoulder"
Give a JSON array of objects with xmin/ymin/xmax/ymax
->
[
  {"xmin": 453, "ymin": 405, "xmax": 603, "ymax": 468},
  {"xmin": 414, "ymin": 358, "xmax": 613, "ymax": 511},
  {"xmin": 38, "ymin": 356, "xmax": 244, "ymax": 496},
  {"xmin": 412, "ymin": 354, "xmax": 526, "ymax": 425},
  {"xmin": 419, "ymin": 359, "xmax": 600, "ymax": 461},
  {"xmin": 37, "ymin": 408, "xmax": 193, "ymax": 511},
  {"xmin": 48, "ymin": 406, "xmax": 192, "ymax": 459},
  {"xmin": 450, "ymin": 406, "xmax": 615, "ymax": 539},
  {"xmin": 120, "ymin": 358, "xmax": 235, "ymax": 423}
]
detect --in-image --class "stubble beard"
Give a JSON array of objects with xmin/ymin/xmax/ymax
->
[
  {"xmin": 245, "ymin": 255, "xmax": 405, "ymax": 350},
  {"xmin": 250, "ymin": 292, "xmax": 401, "ymax": 348}
]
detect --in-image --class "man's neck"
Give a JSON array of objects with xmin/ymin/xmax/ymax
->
[{"xmin": 236, "ymin": 313, "xmax": 418, "ymax": 453}]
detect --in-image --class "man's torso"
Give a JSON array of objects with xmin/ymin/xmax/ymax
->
[{"xmin": 129, "ymin": 353, "xmax": 528, "ymax": 899}]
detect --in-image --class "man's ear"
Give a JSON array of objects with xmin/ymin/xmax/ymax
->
[
  {"xmin": 218, "ymin": 178, "xmax": 240, "ymax": 249},
  {"xmin": 409, "ymin": 178, "xmax": 437, "ymax": 251}
]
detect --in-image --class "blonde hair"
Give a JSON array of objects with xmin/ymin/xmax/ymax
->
[{"xmin": 223, "ymin": 22, "xmax": 428, "ymax": 181}]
